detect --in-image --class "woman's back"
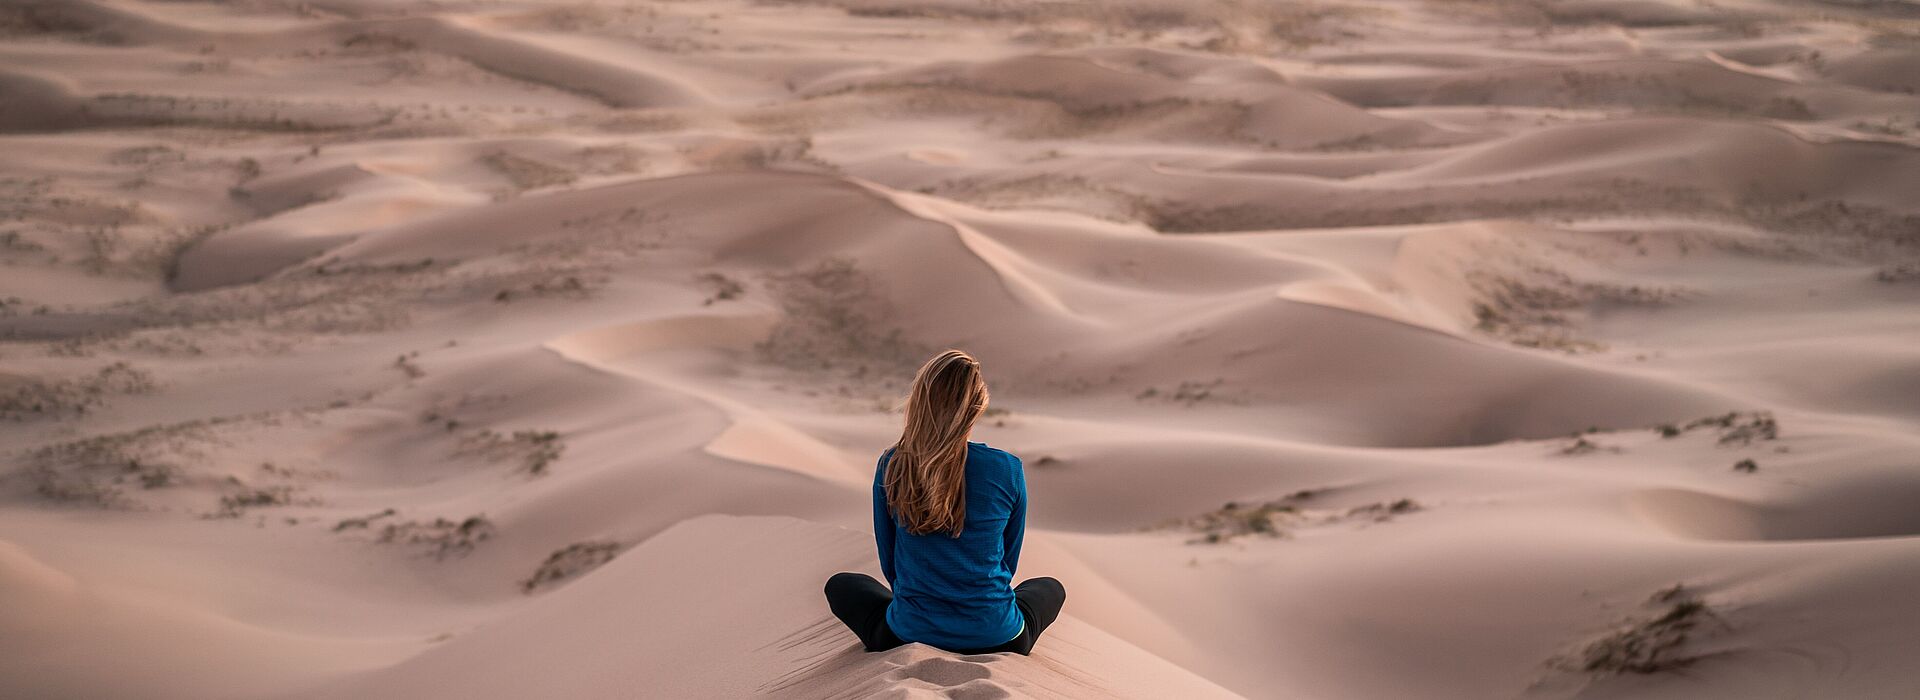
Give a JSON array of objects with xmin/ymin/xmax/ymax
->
[
  {"xmin": 873, "ymin": 441, "xmax": 1026, "ymax": 650},
  {"xmin": 823, "ymin": 349, "xmax": 1063, "ymax": 656}
]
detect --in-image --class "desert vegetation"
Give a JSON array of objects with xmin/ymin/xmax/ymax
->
[
  {"xmin": 372, "ymin": 515, "xmax": 499, "ymax": 560},
  {"xmin": 522, "ymin": 541, "xmax": 628, "ymax": 593},
  {"xmin": 15, "ymin": 417, "xmax": 224, "ymax": 508},
  {"xmin": 1158, "ymin": 491, "xmax": 1422, "ymax": 544},
  {"xmin": 481, "ymin": 150, "xmax": 580, "ymax": 196},
  {"xmin": 1135, "ymin": 378, "xmax": 1241, "ymax": 406},
  {"xmin": 457, "ymin": 427, "xmax": 567, "ymax": 475},
  {"xmin": 0, "ymin": 362, "xmax": 156, "ymax": 420},
  {"xmin": 696, "ymin": 271, "xmax": 745, "ymax": 305},
  {"xmin": 755, "ymin": 257, "xmax": 927, "ymax": 383},
  {"xmin": 1653, "ymin": 411, "xmax": 1779, "ymax": 446},
  {"xmin": 211, "ymin": 484, "xmax": 300, "ymax": 519},
  {"xmin": 1569, "ymin": 584, "xmax": 1727, "ymax": 675}
]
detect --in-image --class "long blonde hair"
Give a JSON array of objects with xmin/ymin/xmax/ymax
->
[{"xmin": 884, "ymin": 349, "xmax": 990, "ymax": 537}]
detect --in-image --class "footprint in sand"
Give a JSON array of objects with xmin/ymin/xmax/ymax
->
[{"xmin": 878, "ymin": 656, "xmax": 1011, "ymax": 699}]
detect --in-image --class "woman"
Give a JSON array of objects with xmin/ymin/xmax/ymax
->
[{"xmin": 824, "ymin": 349, "xmax": 1066, "ymax": 655}]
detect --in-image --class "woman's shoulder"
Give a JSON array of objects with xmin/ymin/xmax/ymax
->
[{"xmin": 966, "ymin": 441, "xmax": 1022, "ymax": 468}]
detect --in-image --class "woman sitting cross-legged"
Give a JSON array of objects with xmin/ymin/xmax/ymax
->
[{"xmin": 823, "ymin": 349, "xmax": 1065, "ymax": 655}]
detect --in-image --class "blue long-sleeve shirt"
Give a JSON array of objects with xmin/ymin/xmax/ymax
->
[{"xmin": 874, "ymin": 441, "xmax": 1027, "ymax": 650}]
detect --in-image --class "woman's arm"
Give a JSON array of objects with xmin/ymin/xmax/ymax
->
[
  {"xmin": 873, "ymin": 450, "xmax": 897, "ymax": 584},
  {"xmin": 1001, "ymin": 454, "xmax": 1026, "ymax": 576}
]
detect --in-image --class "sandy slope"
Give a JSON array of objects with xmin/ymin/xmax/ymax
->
[
  {"xmin": 298, "ymin": 514, "xmax": 1245, "ymax": 699},
  {"xmin": 3, "ymin": 0, "xmax": 1920, "ymax": 698}
]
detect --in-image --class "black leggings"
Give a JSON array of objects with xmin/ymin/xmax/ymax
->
[{"xmin": 823, "ymin": 572, "xmax": 1066, "ymax": 655}]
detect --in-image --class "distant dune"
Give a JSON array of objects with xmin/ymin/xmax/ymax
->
[{"xmin": 3, "ymin": 0, "xmax": 1919, "ymax": 698}]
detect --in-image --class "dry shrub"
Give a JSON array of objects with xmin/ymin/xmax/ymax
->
[
  {"xmin": 378, "ymin": 515, "xmax": 497, "ymax": 560},
  {"xmin": 755, "ymin": 257, "xmax": 926, "ymax": 379},
  {"xmin": 1159, "ymin": 491, "xmax": 1419, "ymax": 544},
  {"xmin": 1577, "ymin": 584, "xmax": 1725, "ymax": 675},
  {"xmin": 522, "ymin": 541, "xmax": 627, "ymax": 593},
  {"xmin": 0, "ymin": 362, "xmax": 156, "ymax": 421},
  {"xmin": 457, "ymin": 428, "xmax": 566, "ymax": 475}
]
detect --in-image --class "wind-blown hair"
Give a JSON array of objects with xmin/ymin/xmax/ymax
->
[{"xmin": 884, "ymin": 349, "xmax": 989, "ymax": 537}]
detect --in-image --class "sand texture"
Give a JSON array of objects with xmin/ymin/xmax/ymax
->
[{"xmin": 3, "ymin": 0, "xmax": 1920, "ymax": 697}]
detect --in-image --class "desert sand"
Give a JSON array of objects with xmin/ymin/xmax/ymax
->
[{"xmin": 3, "ymin": 0, "xmax": 1919, "ymax": 697}]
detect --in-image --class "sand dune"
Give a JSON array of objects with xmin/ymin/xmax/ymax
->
[
  {"xmin": 4, "ymin": 0, "xmax": 1920, "ymax": 698},
  {"xmin": 1301, "ymin": 58, "xmax": 1920, "ymax": 120},
  {"xmin": 803, "ymin": 50, "xmax": 1462, "ymax": 150},
  {"xmin": 1821, "ymin": 48, "xmax": 1920, "ymax": 94},
  {"xmin": 298, "ymin": 515, "xmax": 1244, "ymax": 700},
  {"xmin": 14, "ymin": 0, "xmax": 708, "ymax": 108},
  {"xmin": 0, "ymin": 538, "xmax": 397, "ymax": 700}
]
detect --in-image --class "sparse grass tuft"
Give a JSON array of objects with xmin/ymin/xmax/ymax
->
[
  {"xmin": 0, "ymin": 362, "xmax": 157, "ymax": 421},
  {"xmin": 1467, "ymin": 267, "xmax": 1691, "ymax": 354},
  {"xmin": 1577, "ymin": 584, "xmax": 1724, "ymax": 675},
  {"xmin": 1198, "ymin": 500, "xmax": 1296, "ymax": 542},
  {"xmin": 334, "ymin": 508, "xmax": 398, "ymax": 532},
  {"xmin": 481, "ymin": 150, "xmax": 578, "ymax": 194},
  {"xmin": 755, "ymin": 257, "xmax": 926, "ymax": 381},
  {"xmin": 516, "ymin": 431, "xmax": 565, "ymax": 474},
  {"xmin": 457, "ymin": 428, "xmax": 566, "ymax": 475},
  {"xmin": 1159, "ymin": 493, "xmax": 1421, "ymax": 544},
  {"xmin": 24, "ymin": 464, "xmax": 130, "ymax": 508},
  {"xmin": 377, "ymin": 515, "xmax": 497, "ymax": 560},
  {"xmin": 18, "ymin": 417, "xmax": 222, "ymax": 508},
  {"xmin": 1559, "ymin": 436, "xmax": 1602, "ymax": 455},
  {"xmin": 493, "ymin": 275, "xmax": 592, "ymax": 303},
  {"xmin": 1684, "ymin": 411, "xmax": 1778, "ymax": 445},
  {"xmin": 521, "ymin": 540, "xmax": 626, "ymax": 593},
  {"xmin": 393, "ymin": 351, "xmax": 425, "ymax": 379},
  {"xmin": 1347, "ymin": 498, "xmax": 1422, "ymax": 521},
  {"xmin": 1136, "ymin": 378, "xmax": 1238, "ymax": 405},
  {"xmin": 697, "ymin": 271, "xmax": 744, "ymax": 305},
  {"xmin": 1645, "ymin": 411, "xmax": 1779, "ymax": 445},
  {"xmin": 212, "ymin": 485, "xmax": 295, "ymax": 518}
]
